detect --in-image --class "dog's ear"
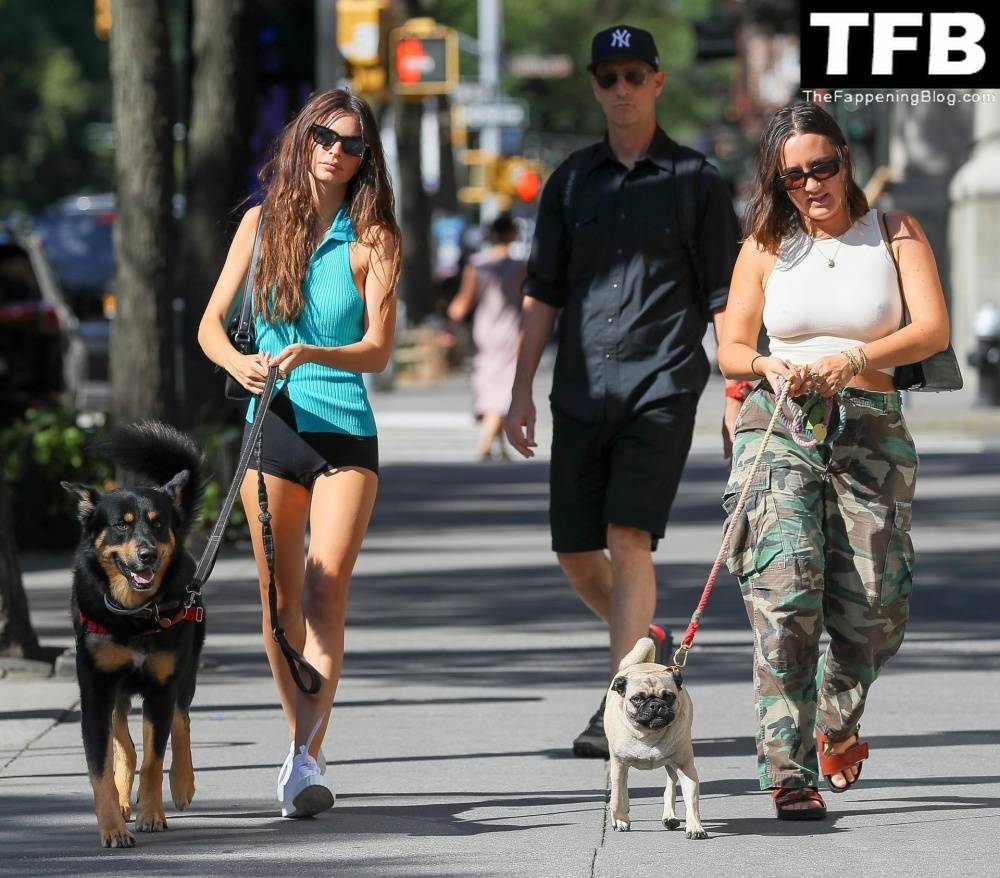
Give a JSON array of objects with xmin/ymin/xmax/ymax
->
[
  {"xmin": 161, "ymin": 470, "xmax": 190, "ymax": 509},
  {"xmin": 672, "ymin": 669, "xmax": 683, "ymax": 690},
  {"xmin": 61, "ymin": 482, "xmax": 99, "ymax": 523},
  {"xmin": 611, "ymin": 675, "xmax": 628, "ymax": 697}
]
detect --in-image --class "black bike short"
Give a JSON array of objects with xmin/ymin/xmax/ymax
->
[{"xmin": 240, "ymin": 390, "xmax": 379, "ymax": 487}]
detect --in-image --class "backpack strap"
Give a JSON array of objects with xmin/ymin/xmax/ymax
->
[
  {"xmin": 559, "ymin": 148, "xmax": 592, "ymax": 228},
  {"xmin": 672, "ymin": 144, "xmax": 709, "ymax": 321}
]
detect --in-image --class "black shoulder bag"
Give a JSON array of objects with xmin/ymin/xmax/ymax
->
[
  {"xmin": 877, "ymin": 209, "xmax": 963, "ymax": 392},
  {"xmin": 225, "ymin": 211, "xmax": 266, "ymax": 400}
]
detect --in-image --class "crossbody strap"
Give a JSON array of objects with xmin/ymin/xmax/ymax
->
[{"xmin": 233, "ymin": 211, "xmax": 266, "ymax": 342}]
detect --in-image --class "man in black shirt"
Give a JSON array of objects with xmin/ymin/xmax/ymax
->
[{"xmin": 504, "ymin": 24, "xmax": 744, "ymax": 758}]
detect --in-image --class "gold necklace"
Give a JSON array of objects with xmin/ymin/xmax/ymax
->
[{"xmin": 811, "ymin": 233, "xmax": 845, "ymax": 268}]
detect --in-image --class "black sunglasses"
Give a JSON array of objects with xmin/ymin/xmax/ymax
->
[
  {"xmin": 310, "ymin": 124, "xmax": 366, "ymax": 157},
  {"xmin": 594, "ymin": 68, "xmax": 650, "ymax": 89},
  {"xmin": 776, "ymin": 157, "xmax": 842, "ymax": 191}
]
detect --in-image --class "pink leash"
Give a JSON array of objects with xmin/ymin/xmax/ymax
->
[{"xmin": 672, "ymin": 380, "xmax": 792, "ymax": 668}]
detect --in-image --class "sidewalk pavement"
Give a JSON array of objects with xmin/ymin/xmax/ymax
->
[{"xmin": 2, "ymin": 365, "xmax": 999, "ymax": 876}]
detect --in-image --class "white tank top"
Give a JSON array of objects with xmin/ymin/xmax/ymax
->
[{"xmin": 763, "ymin": 208, "xmax": 902, "ymax": 375}]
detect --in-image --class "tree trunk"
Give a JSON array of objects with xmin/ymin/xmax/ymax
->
[
  {"xmin": 0, "ymin": 467, "xmax": 40, "ymax": 658},
  {"xmin": 109, "ymin": 0, "xmax": 177, "ymax": 424},
  {"xmin": 395, "ymin": 97, "xmax": 435, "ymax": 323},
  {"xmin": 176, "ymin": 0, "xmax": 256, "ymax": 426}
]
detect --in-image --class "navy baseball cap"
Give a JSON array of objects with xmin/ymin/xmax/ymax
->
[{"xmin": 587, "ymin": 25, "xmax": 660, "ymax": 73}]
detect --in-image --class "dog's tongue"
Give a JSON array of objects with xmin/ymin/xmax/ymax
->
[{"xmin": 130, "ymin": 568, "xmax": 154, "ymax": 585}]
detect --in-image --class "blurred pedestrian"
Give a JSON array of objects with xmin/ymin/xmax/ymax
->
[
  {"xmin": 718, "ymin": 102, "xmax": 950, "ymax": 819},
  {"xmin": 197, "ymin": 89, "xmax": 399, "ymax": 818},
  {"xmin": 447, "ymin": 213, "xmax": 526, "ymax": 460},
  {"xmin": 504, "ymin": 24, "xmax": 741, "ymax": 758}
]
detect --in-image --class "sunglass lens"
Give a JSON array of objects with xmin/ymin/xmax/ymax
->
[
  {"xmin": 781, "ymin": 174, "xmax": 806, "ymax": 191},
  {"xmin": 312, "ymin": 125, "xmax": 334, "ymax": 149},
  {"xmin": 596, "ymin": 72, "xmax": 617, "ymax": 89},
  {"xmin": 624, "ymin": 70, "xmax": 646, "ymax": 86},
  {"xmin": 813, "ymin": 160, "xmax": 839, "ymax": 181},
  {"xmin": 342, "ymin": 137, "xmax": 365, "ymax": 157}
]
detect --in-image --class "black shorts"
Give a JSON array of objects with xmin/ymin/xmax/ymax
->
[
  {"xmin": 240, "ymin": 390, "xmax": 379, "ymax": 487},
  {"xmin": 549, "ymin": 396, "xmax": 697, "ymax": 553}
]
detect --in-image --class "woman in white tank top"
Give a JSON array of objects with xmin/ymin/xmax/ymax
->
[{"xmin": 717, "ymin": 103, "xmax": 951, "ymax": 822}]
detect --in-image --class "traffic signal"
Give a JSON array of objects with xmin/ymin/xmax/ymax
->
[
  {"xmin": 337, "ymin": 0, "xmax": 390, "ymax": 97},
  {"xmin": 389, "ymin": 20, "xmax": 457, "ymax": 96},
  {"xmin": 487, "ymin": 157, "xmax": 547, "ymax": 203},
  {"xmin": 94, "ymin": 0, "xmax": 111, "ymax": 39}
]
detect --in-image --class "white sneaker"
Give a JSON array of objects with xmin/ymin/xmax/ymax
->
[
  {"xmin": 281, "ymin": 746, "xmax": 335, "ymax": 818},
  {"xmin": 277, "ymin": 741, "xmax": 327, "ymax": 800}
]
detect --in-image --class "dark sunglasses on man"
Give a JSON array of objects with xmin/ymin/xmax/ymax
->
[
  {"xmin": 310, "ymin": 123, "xmax": 366, "ymax": 157},
  {"xmin": 776, "ymin": 157, "xmax": 842, "ymax": 191},
  {"xmin": 593, "ymin": 67, "xmax": 650, "ymax": 89}
]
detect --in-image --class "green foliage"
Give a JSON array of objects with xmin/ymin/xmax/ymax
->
[
  {"xmin": 0, "ymin": 406, "xmax": 111, "ymax": 549},
  {"xmin": 431, "ymin": 0, "xmax": 734, "ymax": 153},
  {"xmin": 0, "ymin": 0, "xmax": 114, "ymax": 214},
  {"xmin": 0, "ymin": 406, "xmax": 247, "ymax": 549},
  {"xmin": 193, "ymin": 428, "xmax": 247, "ymax": 534}
]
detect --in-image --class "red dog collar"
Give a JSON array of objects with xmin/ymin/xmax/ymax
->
[{"xmin": 78, "ymin": 605, "xmax": 204, "ymax": 638}]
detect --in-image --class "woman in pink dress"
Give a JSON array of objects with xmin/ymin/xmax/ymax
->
[{"xmin": 448, "ymin": 214, "xmax": 526, "ymax": 460}]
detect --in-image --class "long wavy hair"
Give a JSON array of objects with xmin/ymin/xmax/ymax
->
[
  {"xmin": 254, "ymin": 89, "xmax": 400, "ymax": 322},
  {"xmin": 744, "ymin": 102, "xmax": 869, "ymax": 254}
]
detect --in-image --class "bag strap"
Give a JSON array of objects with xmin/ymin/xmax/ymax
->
[
  {"xmin": 234, "ymin": 211, "xmax": 265, "ymax": 341},
  {"xmin": 877, "ymin": 208, "xmax": 912, "ymax": 326},
  {"xmin": 672, "ymin": 144, "xmax": 708, "ymax": 321},
  {"xmin": 559, "ymin": 149, "xmax": 590, "ymax": 228}
]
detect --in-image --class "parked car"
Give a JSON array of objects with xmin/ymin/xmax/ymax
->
[
  {"xmin": 34, "ymin": 194, "xmax": 115, "ymax": 383},
  {"xmin": 35, "ymin": 193, "xmax": 186, "ymax": 389},
  {"xmin": 0, "ymin": 228, "xmax": 86, "ymax": 418}
]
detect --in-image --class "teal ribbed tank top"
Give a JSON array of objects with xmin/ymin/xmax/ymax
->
[{"xmin": 246, "ymin": 205, "xmax": 377, "ymax": 436}]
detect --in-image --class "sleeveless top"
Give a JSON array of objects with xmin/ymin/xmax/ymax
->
[
  {"xmin": 763, "ymin": 208, "xmax": 903, "ymax": 375},
  {"xmin": 246, "ymin": 205, "xmax": 376, "ymax": 435}
]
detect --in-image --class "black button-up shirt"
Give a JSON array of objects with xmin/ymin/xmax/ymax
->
[{"xmin": 524, "ymin": 127, "xmax": 740, "ymax": 422}]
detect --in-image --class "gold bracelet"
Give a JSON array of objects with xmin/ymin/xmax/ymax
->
[{"xmin": 842, "ymin": 348, "xmax": 861, "ymax": 376}]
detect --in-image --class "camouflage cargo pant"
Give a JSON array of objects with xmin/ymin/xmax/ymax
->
[{"xmin": 724, "ymin": 387, "xmax": 918, "ymax": 790}]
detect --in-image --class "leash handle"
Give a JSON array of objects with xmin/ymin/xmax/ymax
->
[
  {"xmin": 674, "ymin": 379, "xmax": 792, "ymax": 665},
  {"xmin": 256, "ymin": 426, "xmax": 322, "ymax": 696},
  {"xmin": 189, "ymin": 366, "xmax": 281, "ymax": 602}
]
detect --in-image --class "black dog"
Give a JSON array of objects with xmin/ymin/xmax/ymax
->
[{"xmin": 62, "ymin": 421, "xmax": 206, "ymax": 848}]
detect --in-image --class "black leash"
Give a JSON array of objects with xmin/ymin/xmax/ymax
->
[{"xmin": 189, "ymin": 365, "xmax": 321, "ymax": 695}]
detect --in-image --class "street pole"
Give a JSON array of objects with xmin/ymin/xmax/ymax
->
[
  {"xmin": 315, "ymin": 0, "xmax": 346, "ymax": 91},
  {"xmin": 478, "ymin": 0, "xmax": 501, "ymax": 224}
]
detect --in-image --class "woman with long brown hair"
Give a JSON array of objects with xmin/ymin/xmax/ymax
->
[
  {"xmin": 718, "ymin": 102, "xmax": 949, "ymax": 820},
  {"xmin": 198, "ymin": 89, "xmax": 399, "ymax": 818}
]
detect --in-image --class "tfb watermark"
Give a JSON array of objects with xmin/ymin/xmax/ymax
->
[{"xmin": 801, "ymin": 2, "xmax": 998, "ymax": 88}]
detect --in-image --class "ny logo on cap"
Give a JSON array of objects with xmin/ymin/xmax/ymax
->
[{"xmin": 610, "ymin": 28, "xmax": 631, "ymax": 48}]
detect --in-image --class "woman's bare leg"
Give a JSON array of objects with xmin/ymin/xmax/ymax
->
[
  {"xmin": 240, "ymin": 470, "xmax": 311, "ymax": 738},
  {"xmin": 293, "ymin": 466, "xmax": 378, "ymax": 756}
]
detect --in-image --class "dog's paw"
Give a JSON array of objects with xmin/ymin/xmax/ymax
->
[
  {"xmin": 169, "ymin": 770, "xmax": 195, "ymax": 810},
  {"xmin": 118, "ymin": 800, "xmax": 132, "ymax": 821},
  {"xmin": 662, "ymin": 817, "xmax": 681, "ymax": 830},
  {"xmin": 685, "ymin": 827, "xmax": 708, "ymax": 840},
  {"xmin": 100, "ymin": 825, "xmax": 136, "ymax": 848},
  {"xmin": 134, "ymin": 809, "xmax": 168, "ymax": 833},
  {"xmin": 611, "ymin": 818, "xmax": 631, "ymax": 832}
]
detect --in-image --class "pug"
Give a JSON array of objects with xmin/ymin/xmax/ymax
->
[{"xmin": 603, "ymin": 637, "xmax": 707, "ymax": 838}]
